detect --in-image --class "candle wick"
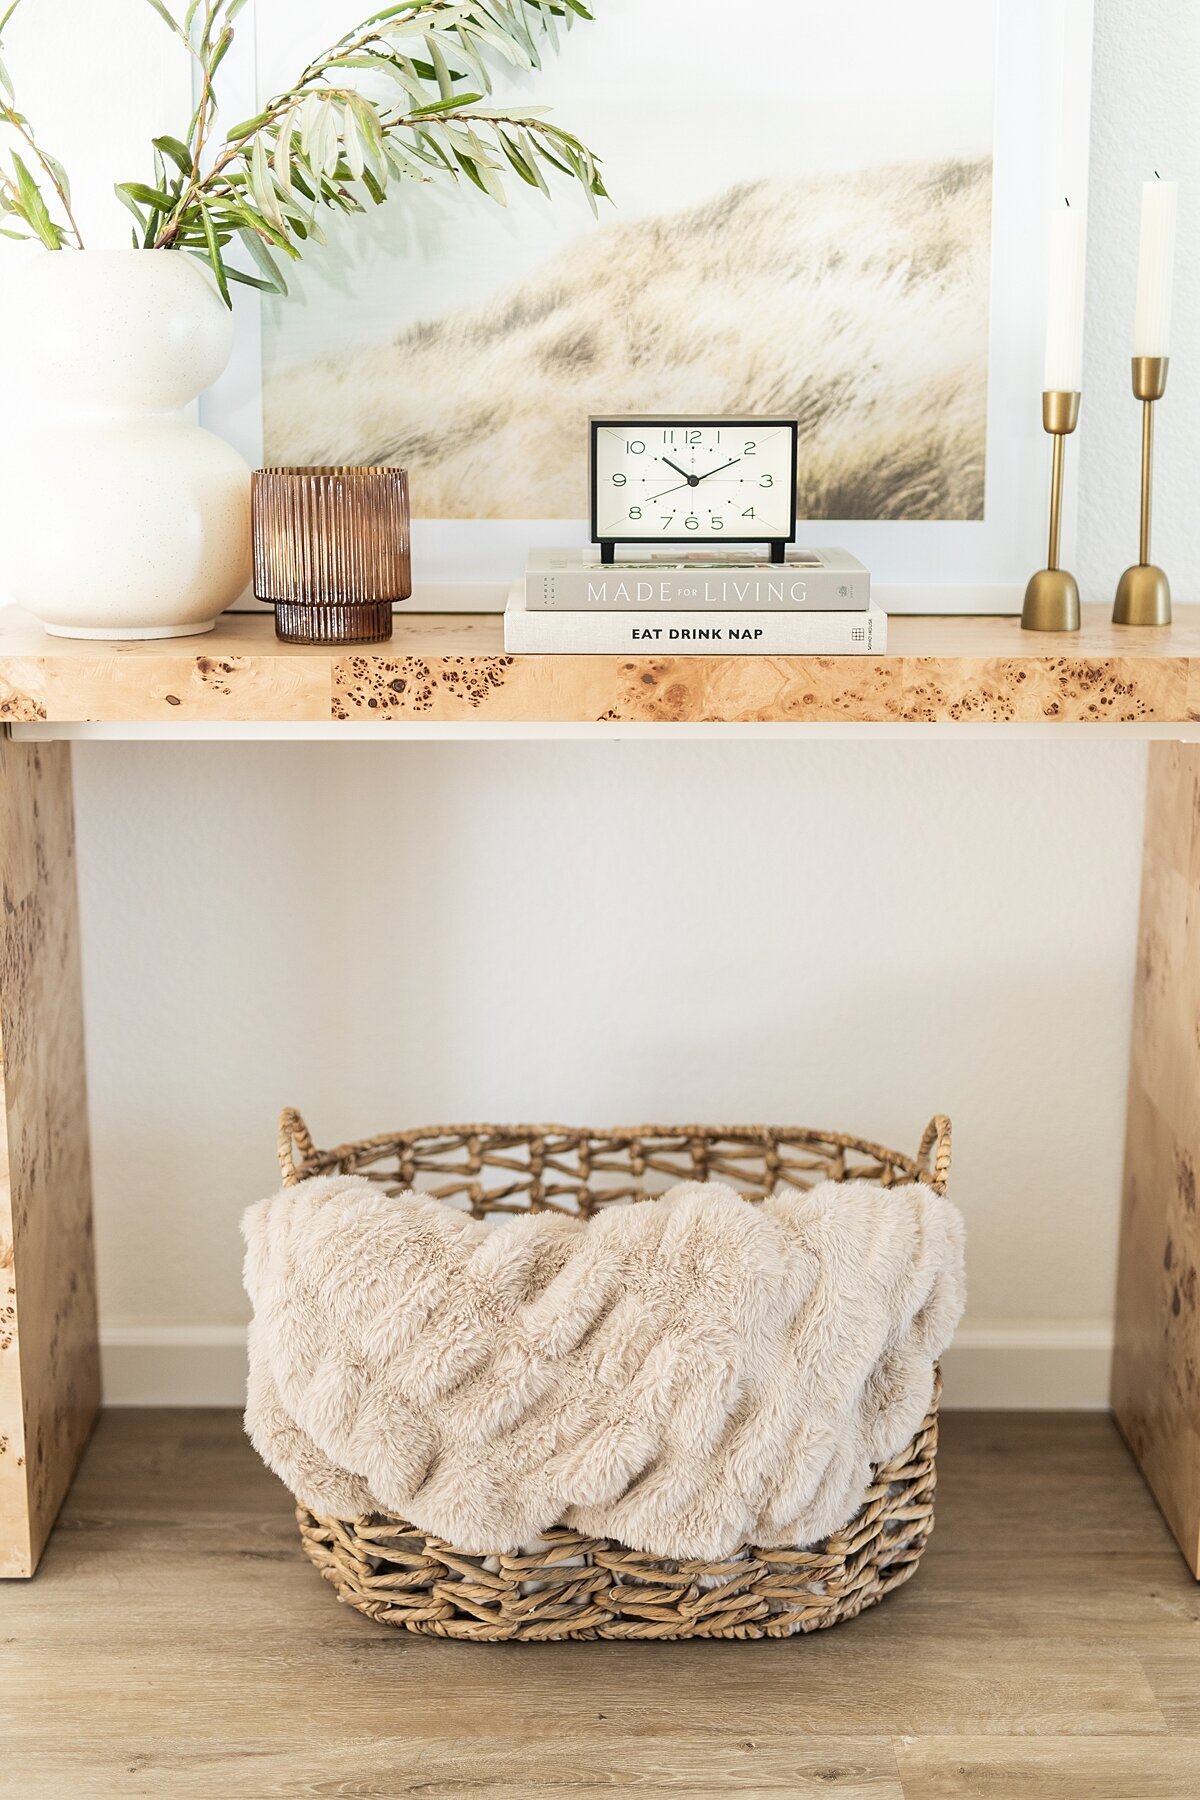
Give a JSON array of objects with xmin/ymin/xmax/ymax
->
[
  {"xmin": 1155, "ymin": 170, "xmax": 1161, "ymax": 180},
  {"xmin": 1064, "ymin": 196, "xmax": 1070, "ymax": 208}
]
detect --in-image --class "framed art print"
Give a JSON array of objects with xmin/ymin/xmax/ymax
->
[{"xmin": 204, "ymin": 0, "xmax": 1095, "ymax": 613}]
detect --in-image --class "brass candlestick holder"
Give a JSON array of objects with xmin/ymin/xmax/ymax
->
[
  {"xmin": 1113, "ymin": 355, "xmax": 1170, "ymax": 625},
  {"xmin": 1022, "ymin": 389, "xmax": 1081, "ymax": 631}
]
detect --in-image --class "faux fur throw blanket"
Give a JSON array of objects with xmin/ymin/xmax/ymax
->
[{"xmin": 243, "ymin": 1175, "xmax": 965, "ymax": 1560}]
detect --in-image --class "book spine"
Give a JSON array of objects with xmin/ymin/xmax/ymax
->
[
  {"xmin": 524, "ymin": 570, "xmax": 870, "ymax": 612},
  {"xmin": 506, "ymin": 606, "xmax": 887, "ymax": 656}
]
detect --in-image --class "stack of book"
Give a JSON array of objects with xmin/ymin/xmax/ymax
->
[{"xmin": 504, "ymin": 548, "xmax": 884, "ymax": 654}]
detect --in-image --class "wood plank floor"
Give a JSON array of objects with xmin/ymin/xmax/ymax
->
[{"xmin": 0, "ymin": 1410, "xmax": 1197, "ymax": 1799}]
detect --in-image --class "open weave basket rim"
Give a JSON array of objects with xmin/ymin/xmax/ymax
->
[
  {"xmin": 278, "ymin": 1109, "xmax": 953, "ymax": 1198},
  {"xmin": 279, "ymin": 1109, "xmax": 951, "ymax": 1641}
]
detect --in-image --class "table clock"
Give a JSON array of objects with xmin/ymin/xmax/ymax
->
[{"xmin": 589, "ymin": 416, "xmax": 799, "ymax": 564}]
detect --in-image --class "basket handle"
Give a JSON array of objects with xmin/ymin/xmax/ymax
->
[
  {"xmin": 278, "ymin": 1108, "xmax": 317, "ymax": 1188},
  {"xmin": 916, "ymin": 1115, "xmax": 952, "ymax": 1194}
]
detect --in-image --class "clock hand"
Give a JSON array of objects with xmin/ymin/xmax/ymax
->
[
  {"xmin": 644, "ymin": 481, "xmax": 693, "ymax": 503},
  {"xmin": 660, "ymin": 457, "xmax": 700, "ymax": 485},
  {"xmin": 694, "ymin": 457, "xmax": 743, "ymax": 482}
]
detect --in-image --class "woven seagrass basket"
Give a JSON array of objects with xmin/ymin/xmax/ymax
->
[{"xmin": 278, "ymin": 1107, "xmax": 952, "ymax": 1643}]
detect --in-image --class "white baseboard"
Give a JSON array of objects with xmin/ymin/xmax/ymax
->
[
  {"xmin": 100, "ymin": 1320, "xmax": 1116, "ymax": 1410},
  {"xmin": 101, "ymin": 1326, "xmax": 250, "ymax": 1407},
  {"xmin": 941, "ymin": 1322, "xmax": 1113, "ymax": 1409}
]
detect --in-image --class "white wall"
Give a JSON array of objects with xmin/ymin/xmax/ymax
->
[
  {"xmin": 3, "ymin": 1, "xmax": 1194, "ymax": 1405},
  {"xmin": 75, "ymin": 740, "xmax": 1146, "ymax": 1406},
  {"xmin": 1078, "ymin": 0, "xmax": 1200, "ymax": 598}
]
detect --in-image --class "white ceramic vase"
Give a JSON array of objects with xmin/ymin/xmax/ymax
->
[{"xmin": 1, "ymin": 249, "xmax": 252, "ymax": 639}]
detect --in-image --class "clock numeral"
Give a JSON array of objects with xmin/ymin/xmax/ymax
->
[
  {"xmin": 760, "ymin": 474, "xmax": 774, "ymax": 488},
  {"xmin": 685, "ymin": 428, "xmax": 702, "ymax": 445},
  {"xmin": 685, "ymin": 515, "xmax": 700, "ymax": 531},
  {"xmin": 628, "ymin": 507, "xmax": 642, "ymax": 520},
  {"xmin": 626, "ymin": 439, "xmax": 646, "ymax": 454},
  {"xmin": 742, "ymin": 507, "xmax": 756, "ymax": 520},
  {"xmin": 660, "ymin": 513, "xmax": 676, "ymax": 527},
  {"xmin": 744, "ymin": 441, "xmax": 757, "ymax": 456},
  {"xmin": 710, "ymin": 517, "xmax": 724, "ymax": 530},
  {"xmin": 611, "ymin": 473, "xmax": 626, "ymax": 487}
]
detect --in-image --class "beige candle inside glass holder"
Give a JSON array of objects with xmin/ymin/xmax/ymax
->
[{"xmin": 252, "ymin": 466, "xmax": 412, "ymax": 644}]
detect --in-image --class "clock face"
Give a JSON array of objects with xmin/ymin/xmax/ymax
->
[{"xmin": 590, "ymin": 418, "xmax": 798, "ymax": 546}]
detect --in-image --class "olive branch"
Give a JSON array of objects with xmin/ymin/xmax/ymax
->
[
  {"xmin": 0, "ymin": 0, "xmax": 606, "ymax": 304},
  {"xmin": 0, "ymin": 0, "xmax": 84, "ymax": 246}
]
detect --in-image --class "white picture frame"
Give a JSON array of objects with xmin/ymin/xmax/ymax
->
[{"xmin": 204, "ymin": 0, "xmax": 1094, "ymax": 616}]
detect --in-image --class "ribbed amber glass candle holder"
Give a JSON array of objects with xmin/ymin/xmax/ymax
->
[{"xmin": 252, "ymin": 466, "xmax": 411, "ymax": 644}]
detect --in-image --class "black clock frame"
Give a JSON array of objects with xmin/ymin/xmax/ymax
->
[{"xmin": 589, "ymin": 415, "xmax": 800, "ymax": 565}]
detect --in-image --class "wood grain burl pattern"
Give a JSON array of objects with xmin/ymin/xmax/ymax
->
[
  {"xmin": 0, "ymin": 659, "xmax": 46, "ymax": 724},
  {"xmin": 43, "ymin": 648, "xmax": 331, "ymax": 722},
  {"xmin": 901, "ymin": 655, "xmax": 1187, "ymax": 724},
  {"xmin": 331, "ymin": 652, "xmax": 518, "ymax": 718},
  {"xmin": 1113, "ymin": 741, "xmax": 1200, "ymax": 1577},
  {"xmin": 4, "ymin": 603, "xmax": 1200, "ymax": 724},
  {"xmin": 0, "ymin": 740, "xmax": 98, "ymax": 1577}
]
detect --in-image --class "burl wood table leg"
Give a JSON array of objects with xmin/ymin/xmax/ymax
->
[
  {"xmin": 0, "ymin": 737, "xmax": 98, "ymax": 1577},
  {"xmin": 1113, "ymin": 741, "xmax": 1200, "ymax": 1576}
]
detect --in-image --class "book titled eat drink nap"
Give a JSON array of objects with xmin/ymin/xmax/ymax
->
[
  {"xmin": 504, "ymin": 582, "xmax": 887, "ymax": 656},
  {"xmin": 525, "ymin": 546, "xmax": 870, "ymax": 611}
]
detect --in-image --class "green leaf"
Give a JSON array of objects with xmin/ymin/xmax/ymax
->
[
  {"xmin": 153, "ymin": 134, "xmax": 193, "ymax": 177},
  {"xmin": 289, "ymin": 164, "xmax": 316, "ymax": 203},
  {"xmin": 223, "ymin": 264, "xmax": 276, "ymax": 291},
  {"xmin": 118, "ymin": 181, "xmax": 175, "ymax": 210},
  {"xmin": 224, "ymin": 111, "xmax": 270, "ymax": 141},
  {"xmin": 208, "ymin": 23, "xmax": 233, "ymax": 78},
  {"xmin": 142, "ymin": 0, "xmax": 189, "ymax": 43},
  {"xmin": 409, "ymin": 92, "xmax": 481, "ymax": 116},
  {"xmin": 236, "ymin": 223, "xmax": 288, "ymax": 293},
  {"xmin": 10, "ymin": 152, "xmax": 61, "ymax": 248},
  {"xmin": 113, "ymin": 181, "xmax": 149, "ymax": 231},
  {"xmin": 516, "ymin": 125, "xmax": 550, "ymax": 196},
  {"xmin": 453, "ymin": 151, "xmax": 489, "ymax": 197},
  {"xmin": 426, "ymin": 33, "xmax": 455, "ymax": 101},
  {"xmin": 199, "ymin": 204, "xmax": 231, "ymax": 306},
  {"xmin": 498, "ymin": 130, "xmax": 537, "ymax": 186},
  {"xmin": 41, "ymin": 149, "xmax": 71, "ymax": 204},
  {"xmin": 227, "ymin": 199, "xmax": 297, "ymax": 255},
  {"xmin": 249, "ymin": 134, "xmax": 284, "ymax": 228},
  {"xmin": 273, "ymin": 111, "xmax": 294, "ymax": 194}
]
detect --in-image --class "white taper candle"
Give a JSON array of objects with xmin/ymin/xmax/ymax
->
[
  {"xmin": 1043, "ymin": 201, "xmax": 1086, "ymax": 392},
  {"xmin": 1134, "ymin": 175, "xmax": 1178, "ymax": 357}
]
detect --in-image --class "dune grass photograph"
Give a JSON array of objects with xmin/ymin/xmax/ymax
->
[{"xmin": 257, "ymin": 0, "xmax": 997, "ymax": 525}]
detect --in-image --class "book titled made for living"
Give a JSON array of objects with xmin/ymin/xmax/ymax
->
[
  {"xmin": 505, "ymin": 582, "xmax": 887, "ymax": 656},
  {"xmin": 525, "ymin": 546, "xmax": 870, "ymax": 612}
]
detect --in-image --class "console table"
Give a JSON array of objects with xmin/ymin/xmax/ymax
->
[{"xmin": 1, "ymin": 602, "xmax": 1198, "ymax": 1578}]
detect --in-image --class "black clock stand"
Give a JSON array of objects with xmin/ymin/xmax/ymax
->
[{"xmin": 598, "ymin": 539, "xmax": 788, "ymax": 566}]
